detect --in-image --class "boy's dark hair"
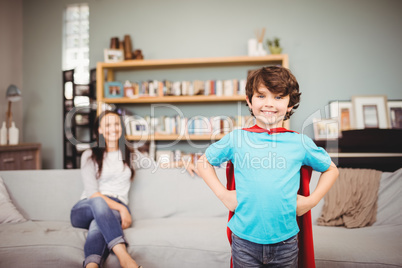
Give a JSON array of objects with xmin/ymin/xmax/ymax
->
[{"xmin": 246, "ymin": 66, "xmax": 301, "ymax": 120}]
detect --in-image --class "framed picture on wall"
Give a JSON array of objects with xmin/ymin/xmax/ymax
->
[
  {"xmin": 352, "ymin": 95, "xmax": 389, "ymax": 129},
  {"xmin": 104, "ymin": 81, "xmax": 124, "ymax": 98},
  {"xmin": 313, "ymin": 118, "xmax": 339, "ymax": 140},
  {"xmin": 329, "ymin": 100, "xmax": 354, "ymax": 132},
  {"xmin": 388, "ymin": 100, "xmax": 402, "ymax": 129}
]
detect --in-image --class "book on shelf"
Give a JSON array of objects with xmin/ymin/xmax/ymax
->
[
  {"xmin": 124, "ymin": 114, "xmax": 255, "ymax": 137},
  {"xmin": 110, "ymin": 78, "xmax": 247, "ymax": 98},
  {"xmin": 155, "ymin": 149, "xmax": 203, "ymax": 165}
]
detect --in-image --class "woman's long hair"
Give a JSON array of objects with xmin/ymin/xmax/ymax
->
[{"xmin": 90, "ymin": 110, "xmax": 134, "ymax": 180}]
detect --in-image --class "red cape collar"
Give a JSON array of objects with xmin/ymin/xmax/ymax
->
[{"xmin": 242, "ymin": 124, "xmax": 296, "ymax": 134}]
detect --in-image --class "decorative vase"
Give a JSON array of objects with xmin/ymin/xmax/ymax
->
[
  {"xmin": 257, "ymin": 42, "xmax": 267, "ymax": 56},
  {"xmin": 248, "ymin": 38, "xmax": 258, "ymax": 56},
  {"xmin": 269, "ymin": 46, "xmax": 283, "ymax": 55},
  {"xmin": 124, "ymin": 35, "xmax": 133, "ymax": 60},
  {"xmin": 0, "ymin": 121, "xmax": 6, "ymax": 145},
  {"xmin": 9, "ymin": 121, "xmax": 19, "ymax": 145}
]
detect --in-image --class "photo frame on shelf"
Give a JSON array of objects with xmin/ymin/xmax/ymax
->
[
  {"xmin": 329, "ymin": 100, "xmax": 354, "ymax": 132},
  {"xmin": 104, "ymin": 49, "xmax": 124, "ymax": 63},
  {"xmin": 313, "ymin": 118, "xmax": 339, "ymax": 140},
  {"xmin": 388, "ymin": 100, "xmax": 402, "ymax": 129},
  {"xmin": 130, "ymin": 117, "xmax": 149, "ymax": 136},
  {"xmin": 352, "ymin": 95, "xmax": 389, "ymax": 129},
  {"xmin": 104, "ymin": 82, "xmax": 124, "ymax": 98}
]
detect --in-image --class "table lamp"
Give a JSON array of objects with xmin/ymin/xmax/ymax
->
[{"xmin": 6, "ymin": 84, "xmax": 22, "ymax": 144}]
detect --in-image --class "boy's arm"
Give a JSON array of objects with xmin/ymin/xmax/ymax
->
[
  {"xmin": 296, "ymin": 161, "xmax": 339, "ymax": 216},
  {"xmin": 160, "ymin": 160, "xmax": 199, "ymax": 177},
  {"xmin": 196, "ymin": 154, "xmax": 237, "ymax": 211}
]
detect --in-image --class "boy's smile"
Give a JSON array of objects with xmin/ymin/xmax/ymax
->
[{"xmin": 246, "ymin": 86, "xmax": 293, "ymax": 129}]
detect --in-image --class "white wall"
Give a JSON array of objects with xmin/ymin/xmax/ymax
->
[
  {"xmin": 0, "ymin": 0, "xmax": 23, "ymax": 141},
  {"xmin": 22, "ymin": 0, "xmax": 402, "ymax": 169}
]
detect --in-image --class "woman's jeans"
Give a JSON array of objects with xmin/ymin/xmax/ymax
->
[
  {"xmin": 70, "ymin": 196, "xmax": 129, "ymax": 267},
  {"xmin": 232, "ymin": 233, "xmax": 298, "ymax": 268}
]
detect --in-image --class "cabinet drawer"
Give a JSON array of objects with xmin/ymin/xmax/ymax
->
[
  {"xmin": 0, "ymin": 143, "xmax": 41, "ymax": 170},
  {"xmin": 0, "ymin": 151, "xmax": 21, "ymax": 170}
]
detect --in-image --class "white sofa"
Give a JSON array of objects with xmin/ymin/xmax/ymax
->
[{"xmin": 0, "ymin": 167, "xmax": 401, "ymax": 268}]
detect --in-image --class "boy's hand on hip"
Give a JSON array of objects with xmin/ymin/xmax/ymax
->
[
  {"xmin": 296, "ymin": 194, "xmax": 315, "ymax": 216},
  {"xmin": 220, "ymin": 190, "xmax": 237, "ymax": 212}
]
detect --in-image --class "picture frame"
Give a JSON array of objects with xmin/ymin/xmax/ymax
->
[
  {"xmin": 104, "ymin": 81, "xmax": 124, "ymax": 98},
  {"xmin": 130, "ymin": 117, "xmax": 149, "ymax": 136},
  {"xmin": 329, "ymin": 100, "xmax": 354, "ymax": 132},
  {"xmin": 352, "ymin": 95, "xmax": 389, "ymax": 129},
  {"xmin": 104, "ymin": 49, "xmax": 124, "ymax": 63},
  {"xmin": 313, "ymin": 118, "xmax": 339, "ymax": 140},
  {"xmin": 388, "ymin": 100, "xmax": 402, "ymax": 129}
]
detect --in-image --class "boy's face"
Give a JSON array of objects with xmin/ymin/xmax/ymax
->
[{"xmin": 246, "ymin": 86, "xmax": 293, "ymax": 129}]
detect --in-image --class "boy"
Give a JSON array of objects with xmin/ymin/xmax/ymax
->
[{"xmin": 196, "ymin": 66, "xmax": 338, "ymax": 267}]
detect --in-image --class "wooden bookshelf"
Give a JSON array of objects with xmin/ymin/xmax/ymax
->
[
  {"xmin": 103, "ymin": 95, "xmax": 246, "ymax": 104},
  {"xmin": 97, "ymin": 55, "xmax": 289, "ymax": 71},
  {"xmin": 96, "ymin": 55, "xmax": 289, "ymax": 111},
  {"xmin": 96, "ymin": 54, "xmax": 290, "ymax": 141},
  {"xmin": 126, "ymin": 133, "xmax": 226, "ymax": 141}
]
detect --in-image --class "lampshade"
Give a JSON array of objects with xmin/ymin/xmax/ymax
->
[{"xmin": 6, "ymin": 84, "xmax": 22, "ymax": 102}]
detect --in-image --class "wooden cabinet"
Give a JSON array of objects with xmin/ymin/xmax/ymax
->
[
  {"xmin": 96, "ymin": 55, "xmax": 290, "ymax": 143},
  {"xmin": 0, "ymin": 143, "xmax": 41, "ymax": 170}
]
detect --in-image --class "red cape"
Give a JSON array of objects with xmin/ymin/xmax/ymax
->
[{"xmin": 226, "ymin": 125, "xmax": 315, "ymax": 268}]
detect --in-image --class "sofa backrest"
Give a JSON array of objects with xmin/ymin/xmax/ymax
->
[
  {"xmin": 0, "ymin": 169, "xmax": 83, "ymax": 221},
  {"xmin": 129, "ymin": 168, "xmax": 228, "ymax": 221},
  {"xmin": 0, "ymin": 167, "xmax": 228, "ymax": 222},
  {"xmin": 8, "ymin": 167, "xmax": 398, "ymax": 225}
]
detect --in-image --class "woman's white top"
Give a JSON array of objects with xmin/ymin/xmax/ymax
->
[{"xmin": 79, "ymin": 149, "xmax": 151, "ymax": 205}]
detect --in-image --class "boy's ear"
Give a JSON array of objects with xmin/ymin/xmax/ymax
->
[
  {"xmin": 287, "ymin": 106, "xmax": 293, "ymax": 113},
  {"xmin": 246, "ymin": 95, "xmax": 252, "ymax": 107}
]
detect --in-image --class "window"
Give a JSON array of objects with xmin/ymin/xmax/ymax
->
[{"xmin": 63, "ymin": 3, "xmax": 89, "ymax": 91}]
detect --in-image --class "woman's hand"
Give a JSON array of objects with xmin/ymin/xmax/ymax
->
[
  {"xmin": 296, "ymin": 194, "xmax": 315, "ymax": 216},
  {"xmin": 220, "ymin": 190, "xmax": 237, "ymax": 212},
  {"xmin": 119, "ymin": 206, "xmax": 132, "ymax": 229}
]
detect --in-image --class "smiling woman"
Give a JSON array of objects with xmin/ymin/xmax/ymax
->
[{"xmin": 70, "ymin": 110, "xmax": 141, "ymax": 268}]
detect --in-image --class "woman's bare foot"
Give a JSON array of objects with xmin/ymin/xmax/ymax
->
[{"xmin": 112, "ymin": 243, "xmax": 139, "ymax": 268}]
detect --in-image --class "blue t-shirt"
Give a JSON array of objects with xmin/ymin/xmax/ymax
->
[{"xmin": 205, "ymin": 129, "xmax": 331, "ymax": 244}]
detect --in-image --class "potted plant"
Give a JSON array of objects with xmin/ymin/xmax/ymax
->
[{"xmin": 267, "ymin": 37, "xmax": 282, "ymax": 54}]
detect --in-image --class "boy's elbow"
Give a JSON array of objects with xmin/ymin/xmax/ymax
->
[
  {"xmin": 328, "ymin": 161, "xmax": 339, "ymax": 178},
  {"xmin": 196, "ymin": 154, "xmax": 211, "ymax": 172}
]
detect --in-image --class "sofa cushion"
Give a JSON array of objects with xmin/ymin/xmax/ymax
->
[
  {"xmin": 0, "ymin": 176, "xmax": 26, "ymax": 224},
  {"xmin": 374, "ymin": 168, "xmax": 402, "ymax": 226},
  {"xmin": 313, "ymin": 224, "xmax": 402, "ymax": 267},
  {"xmin": 0, "ymin": 220, "xmax": 85, "ymax": 268},
  {"xmin": 116, "ymin": 217, "xmax": 231, "ymax": 268}
]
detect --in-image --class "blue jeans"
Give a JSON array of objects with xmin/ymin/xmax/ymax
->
[
  {"xmin": 232, "ymin": 233, "xmax": 298, "ymax": 268},
  {"xmin": 70, "ymin": 196, "xmax": 129, "ymax": 267}
]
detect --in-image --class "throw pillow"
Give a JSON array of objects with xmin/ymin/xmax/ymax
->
[
  {"xmin": 374, "ymin": 168, "xmax": 402, "ymax": 226},
  {"xmin": 0, "ymin": 176, "xmax": 27, "ymax": 224}
]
